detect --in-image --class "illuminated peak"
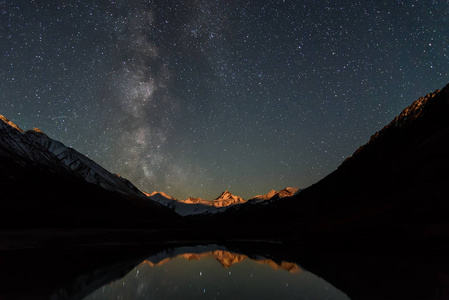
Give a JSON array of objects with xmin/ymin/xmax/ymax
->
[
  {"xmin": 30, "ymin": 127, "xmax": 44, "ymax": 134},
  {"xmin": 182, "ymin": 197, "xmax": 204, "ymax": 204},
  {"xmin": 25, "ymin": 127, "xmax": 47, "ymax": 136},
  {"xmin": 0, "ymin": 115, "xmax": 24, "ymax": 133},
  {"xmin": 249, "ymin": 187, "xmax": 299, "ymax": 202},
  {"xmin": 148, "ymin": 190, "xmax": 175, "ymax": 200},
  {"xmin": 215, "ymin": 190, "xmax": 234, "ymax": 200}
]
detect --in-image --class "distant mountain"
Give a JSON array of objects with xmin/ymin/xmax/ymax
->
[
  {"xmin": 147, "ymin": 190, "xmax": 243, "ymax": 216},
  {"xmin": 209, "ymin": 83, "xmax": 449, "ymax": 244},
  {"xmin": 248, "ymin": 187, "xmax": 301, "ymax": 204},
  {"xmin": 212, "ymin": 190, "xmax": 245, "ymax": 207},
  {"xmin": 0, "ymin": 115, "xmax": 179, "ymax": 227},
  {"xmin": 147, "ymin": 188, "xmax": 299, "ymax": 216}
]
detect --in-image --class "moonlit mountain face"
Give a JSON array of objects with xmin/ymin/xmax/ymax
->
[{"xmin": 1, "ymin": 1, "xmax": 448, "ymax": 199}]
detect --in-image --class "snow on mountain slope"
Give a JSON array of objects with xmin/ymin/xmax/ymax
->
[
  {"xmin": 0, "ymin": 115, "xmax": 146, "ymax": 199},
  {"xmin": 148, "ymin": 191, "xmax": 227, "ymax": 216},
  {"xmin": 248, "ymin": 187, "xmax": 301, "ymax": 204},
  {"xmin": 212, "ymin": 190, "xmax": 246, "ymax": 207},
  {"xmin": 148, "ymin": 188, "xmax": 300, "ymax": 216},
  {"xmin": 0, "ymin": 114, "xmax": 301, "ymax": 218}
]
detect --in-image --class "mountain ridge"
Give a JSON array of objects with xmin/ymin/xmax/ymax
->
[
  {"xmin": 342, "ymin": 87, "xmax": 445, "ymax": 167},
  {"xmin": 0, "ymin": 114, "xmax": 180, "ymax": 227},
  {"xmin": 0, "ymin": 116, "xmax": 146, "ymax": 199},
  {"xmin": 0, "ymin": 114, "xmax": 300, "ymax": 219},
  {"xmin": 208, "ymin": 82, "xmax": 449, "ymax": 243},
  {"xmin": 146, "ymin": 187, "xmax": 300, "ymax": 216}
]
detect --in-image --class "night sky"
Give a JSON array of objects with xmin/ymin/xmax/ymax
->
[{"xmin": 1, "ymin": 1, "xmax": 448, "ymax": 199}]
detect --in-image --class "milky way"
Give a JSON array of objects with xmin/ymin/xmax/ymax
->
[{"xmin": 1, "ymin": 1, "xmax": 448, "ymax": 199}]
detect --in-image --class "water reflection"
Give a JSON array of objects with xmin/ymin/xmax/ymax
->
[{"xmin": 82, "ymin": 245, "xmax": 349, "ymax": 300}]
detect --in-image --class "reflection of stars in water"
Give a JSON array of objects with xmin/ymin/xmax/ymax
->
[{"xmin": 82, "ymin": 252, "xmax": 351, "ymax": 300}]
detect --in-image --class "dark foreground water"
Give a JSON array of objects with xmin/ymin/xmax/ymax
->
[
  {"xmin": 1, "ymin": 229, "xmax": 449, "ymax": 299},
  {"xmin": 81, "ymin": 245, "xmax": 349, "ymax": 300}
]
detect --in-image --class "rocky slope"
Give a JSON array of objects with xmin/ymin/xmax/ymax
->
[
  {"xmin": 0, "ymin": 115, "xmax": 179, "ymax": 227},
  {"xmin": 0, "ymin": 115, "xmax": 146, "ymax": 199}
]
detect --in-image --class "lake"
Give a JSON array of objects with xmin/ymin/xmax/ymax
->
[
  {"xmin": 1, "ymin": 229, "xmax": 448, "ymax": 299},
  {"xmin": 81, "ymin": 245, "xmax": 350, "ymax": 300}
]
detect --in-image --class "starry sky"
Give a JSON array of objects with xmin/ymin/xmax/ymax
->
[{"xmin": 1, "ymin": 1, "xmax": 448, "ymax": 199}]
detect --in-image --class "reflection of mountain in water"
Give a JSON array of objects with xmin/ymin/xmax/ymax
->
[
  {"xmin": 141, "ymin": 248, "xmax": 302, "ymax": 273},
  {"xmin": 82, "ymin": 244, "xmax": 345, "ymax": 300}
]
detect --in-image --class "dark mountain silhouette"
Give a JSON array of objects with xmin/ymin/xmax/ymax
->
[
  {"xmin": 207, "ymin": 83, "xmax": 449, "ymax": 244},
  {"xmin": 0, "ymin": 115, "xmax": 180, "ymax": 228}
]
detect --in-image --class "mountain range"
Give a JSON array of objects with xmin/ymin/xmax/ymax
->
[
  {"xmin": 146, "ymin": 188, "xmax": 300, "ymax": 216},
  {"xmin": 0, "ymin": 113, "xmax": 299, "ymax": 224},
  {"xmin": 1, "ymin": 82, "xmax": 448, "ymax": 244}
]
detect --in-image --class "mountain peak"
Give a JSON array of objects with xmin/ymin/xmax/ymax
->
[
  {"xmin": 28, "ymin": 127, "xmax": 45, "ymax": 134},
  {"xmin": 148, "ymin": 191, "xmax": 175, "ymax": 200},
  {"xmin": 0, "ymin": 115, "xmax": 24, "ymax": 133},
  {"xmin": 215, "ymin": 190, "xmax": 240, "ymax": 201},
  {"xmin": 183, "ymin": 197, "xmax": 205, "ymax": 204},
  {"xmin": 213, "ymin": 190, "xmax": 245, "ymax": 207},
  {"xmin": 249, "ymin": 187, "xmax": 300, "ymax": 202},
  {"xmin": 344, "ymin": 84, "xmax": 449, "ymax": 165},
  {"xmin": 216, "ymin": 190, "xmax": 232, "ymax": 199}
]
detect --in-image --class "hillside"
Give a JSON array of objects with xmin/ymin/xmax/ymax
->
[{"xmin": 207, "ymin": 83, "xmax": 449, "ymax": 244}]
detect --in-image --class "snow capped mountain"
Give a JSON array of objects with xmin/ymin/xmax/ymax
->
[
  {"xmin": 248, "ymin": 187, "xmax": 301, "ymax": 204},
  {"xmin": 212, "ymin": 190, "xmax": 246, "ymax": 207},
  {"xmin": 250, "ymin": 189, "xmax": 277, "ymax": 202},
  {"xmin": 147, "ymin": 190, "xmax": 232, "ymax": 216},
  {"xmin": 0, "ymin": 115, "xmax": 180, "ymax": 227},
  {"xmin": 147, "ymin": 188, "xmax": 300, "ymax": 216},
  {"xmin": 181, "ymin": 197, "xmax": 206, "ymax": 205},
  {"xmin": 0, "ymin": 115, "xmax": 148, "ymax": 200},
  {"xmin": 0, "ymin": 114, "xmax": 301, "ymax": 219}
]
